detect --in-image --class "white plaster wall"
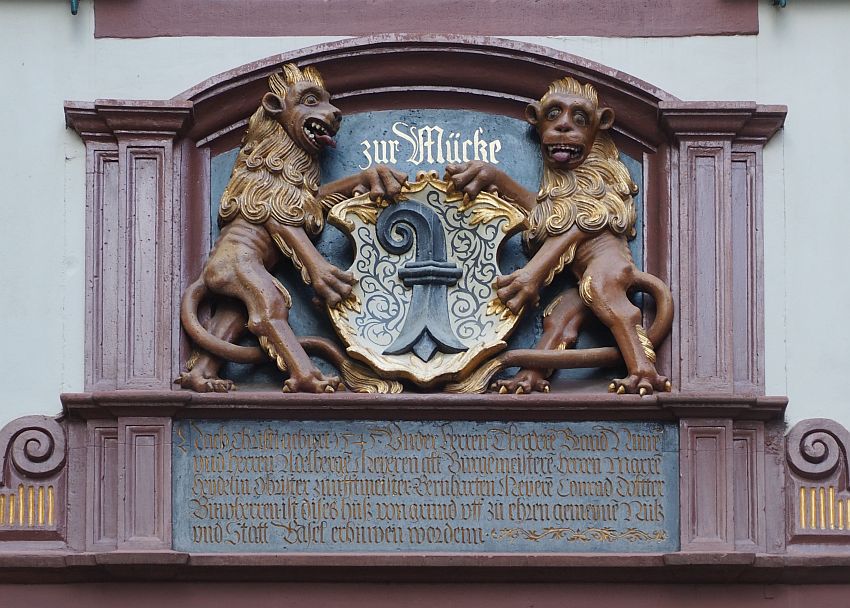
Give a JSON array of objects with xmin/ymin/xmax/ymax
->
[{"xmin": 0, "ymin": 1, "xmax": 845, "ymax": 428}]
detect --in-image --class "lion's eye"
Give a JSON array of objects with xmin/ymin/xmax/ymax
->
[
  {"xmin": 546, "ymin": 107, "xmax": 561, "ymax": 121},
  {"xmin": 573, "ymin": 111, "xmax": 588, "ymax": 126},
  {"xmin": 303, "ymin": 94, "xmax": 319, "ymax": 106}
]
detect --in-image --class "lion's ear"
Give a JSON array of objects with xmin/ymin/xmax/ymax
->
[
  {"xmin": 597, "ymin": 107, "xmax": 615, "ymax": 131},
  {"xmin": 262, "ymin": 92, "xmax": 285, "ymax": 118},
  {"xmin": 525, "ymin": 102, "xmax": 541, "ymax": 126}
]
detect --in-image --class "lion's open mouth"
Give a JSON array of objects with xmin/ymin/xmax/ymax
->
[
  {"xmin": 303, "ymin": 118, "xmax": 336, "ymax": 148},
  {"xmin": 547, "ymin": 144, "xmax": 583, "ymax": 164}
]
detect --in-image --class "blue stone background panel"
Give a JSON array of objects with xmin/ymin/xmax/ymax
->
[
  {"xmin": 173, "ymin": 419, "xmax": 679, "ymax": 553},
  {"xmin": 209, "ymin": 109, "xmax": 645, "ymax": 388}
]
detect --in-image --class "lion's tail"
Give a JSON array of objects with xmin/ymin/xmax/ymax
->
[
  {"xmin": 446, "ymin": 270, "xmax": 674, "ymax": 394},
  {"xmin": 179, "ymin": 277, "xmax": 266, "ymax": 364},
  {"xmin": 630, "ymin": 270, "xmax": 674, "ymax": 347},
  {"xmin": 179, "ymin": 288, "xmax": 402, "ymax": 392}
]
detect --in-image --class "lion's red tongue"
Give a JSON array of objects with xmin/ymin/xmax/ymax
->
[
  {"xmin": 552, "ymin": 151, "xmax": 570, "ymax": 162},
  {"xmin": 317, "ymin": 134, "xmax": 336, "ymax": 148}
]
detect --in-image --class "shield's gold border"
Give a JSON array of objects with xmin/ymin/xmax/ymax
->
[{"xmin": 326, "ymin": 172, "xmax": 527, "ymax": 388}]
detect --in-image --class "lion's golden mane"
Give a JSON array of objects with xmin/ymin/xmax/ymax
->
[
  {"xmin": 217, "ymin": 106, "xmax": 324, "ymax": 236},
  {"xmin": 524, "ymin": 132, "xmax": 638, "ymax": 252}
]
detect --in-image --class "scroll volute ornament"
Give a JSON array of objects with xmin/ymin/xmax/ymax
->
[
  {"xmin": 0, "ymin": 416, "xmax": 66, "ymax": 483},
  {"xmin": 787, "ymin": 419, "xmax": 850, "ymax": 481},
  {"xmin": 0, "ymin": 416, "xmax": 66, "ymax": 534},
  {"xmin": 786, "ymin": 419, "xmax": 850, "ymax": 539}
]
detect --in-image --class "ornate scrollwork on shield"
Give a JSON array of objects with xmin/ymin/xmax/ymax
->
[{"xmin": 328, "ymin": 172, "xmax": 526, "ymax": 387}]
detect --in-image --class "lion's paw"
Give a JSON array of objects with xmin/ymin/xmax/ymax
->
[
  {"xmin": 283, "ymin": 371, "xmax": 346, "ymax": 394},
  {"xmin": 175, "ymin": 371, "xmax": 235, "ymax": 393},
  {"xmin": 492, "ymin": 370, "xmax": 550, "ymax": 395},
  {"xmin": 608, "ymin": 373, "xmax": 672, "ymax": 396}
]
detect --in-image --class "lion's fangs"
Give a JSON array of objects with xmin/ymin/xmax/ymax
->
[{"xmin": 304, "ymin": 118, "xmax": 332, "ymax": 146}]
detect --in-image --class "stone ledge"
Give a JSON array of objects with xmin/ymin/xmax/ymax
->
[
  {"xmin": 60, "ymin": 391, "xmax": 788, "ymax": 421},
  {"xmin": 1, "ymin": 551, "xmax": 850, "ymax": 584}
]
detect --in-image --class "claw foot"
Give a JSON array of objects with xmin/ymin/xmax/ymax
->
[
  {"xmin": 492, "ymin": 370, "xmax": 551, "ymax": 395},
  {"xmin": 175, "ymin": 371, "xmax": 235, "ymax": 393},
  {"xmin": 608, "ymin": 373, "xmax": 672, "ymax": 396},
  {"xmin": 282, "ymin": 371, "xmax": 346, "ymax": 393}
]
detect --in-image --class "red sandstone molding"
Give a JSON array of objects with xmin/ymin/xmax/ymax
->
[
  {"xmin": 733, "ymin": 423, "xmax": 767, "ymax": 551},
  {"xmin": 94, "ymin": 0, "xmax": 758, "ymax": 39},
  {"xmin": 65, "ymin": 101, "xmax": 193, "ymax": 392},
  {"xmin": 86, "ymin": 423, "xmax": 119, "ymax": 550},
  {"xmin": 65, "ymin": 100, "xmax": 193, "ymax": 142},
  {"xmin": 659, "ymin": 102, "xmax": 787, "ymax": 142},
  {"xmin": 4, "ymin": 551, "xmax": 850, "ymax": 585},
  {"xmin": 59, "ymin": 391, "xmax": 788, "ymax": 422},
  {"xmin": 658, "ymin": 103, "xmax": 784, "ymax": 395},
  {"xmin": 118, "ymin": 418, "xmax": 171, "ymax": 550},
  {"xmin": 173, "ymin": 35, "xmax": 677, "ymax": 154},
  {"xmin": 680, "ymin": 419, "xmax": 735, "ymax": 551}
]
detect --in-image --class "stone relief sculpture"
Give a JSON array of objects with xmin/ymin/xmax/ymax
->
[
  {"xmin": 177, "ymin": 64, "xmax": 406, "ymax": 393},
  {"xmin": 444, "ymin": 77, "xmax": 673, "ymax": 395},
  {"xmin": 54, "ymin": 37, "xmax": 799, "ymax": 577},
  {"xmin": 177, "ymin": 70, "xmax": 673, "ymax": 395}
]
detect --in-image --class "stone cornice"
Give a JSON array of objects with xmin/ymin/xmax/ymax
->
[
  {"xmin": 659, "ymin": 101, "xmax": 787, "ymax": 142},
  {"xmin": 59, "ymin": 391, "xmax": 788, "ymax": 422},
  {"xmin": 64, "ymin": 100, "xmax": 194, "ymax": 142}
]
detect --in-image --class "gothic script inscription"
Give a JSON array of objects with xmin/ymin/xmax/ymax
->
[{"xmin": 173, "ymin": 420, "xmax": 678, "ymax": 552}]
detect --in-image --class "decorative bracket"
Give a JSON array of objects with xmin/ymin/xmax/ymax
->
[{"xmin": 786, "ymin": 419, "xmax": 850, "ymax": 542}]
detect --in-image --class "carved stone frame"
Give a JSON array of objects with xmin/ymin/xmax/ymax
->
[
  {"xmin": 64, "ymin": 35, "xmax": 785, "ymax": 398},
  {"xmin": 13, "ymin": 35, "xmax": 811, "ymax": 585}
]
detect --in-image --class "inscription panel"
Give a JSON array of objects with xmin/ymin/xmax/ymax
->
[{"xmin": 173, "ymin": 420, "xmax": 678, "ymax": 553}]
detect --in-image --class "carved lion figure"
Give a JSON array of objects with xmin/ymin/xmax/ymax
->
[
  {"xmin": 178, "ymin": 63, "xmax": 406, "ymax": 393},
  {"xmin": 445, "ymin": 76, "xmax": 673, "ymax": 395}
]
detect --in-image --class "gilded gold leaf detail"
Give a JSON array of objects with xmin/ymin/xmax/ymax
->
[
  {"xmin": 328, "ymin": 195, "xmax": 388, "ymax": 232},
  {"xmin": 271, "ymin": 233, "xmax": 311, "ymax": 286},
  {"xmin": 258, "ymin": 336, "xmax": 288, "ymax": 372},
  {"xmin": 339, "ymin": 359, "xmax": 403, "ymax": 394},
  {"xmin": 542, "ymin": 295, "xmax": 564, "ymax": 318},
  {"xmin": 444, "ymin": 357, "xmax": 507, "ymax": 394},
  {"xmin": 185, "ymin": 350, "xmax": 201, "ymax": 372},
  {"xmin": 271, "ymin": 276, "xmax": 293, "ymax": 309},
  {"xmin": 636, "ymin": 324, "xmax": 656, "ymax": 364},
  {"xmin": 579, "ymin": 274, "xmax": 593, "ymax": 305},
  {"xmin": 459, "ymin": 197, "xmax": 526, "ymax": 232},
  {"xmin": 326, "ymin": 176, "xmax": 523, "ymax": 386},
  {"xmin": 543, "ymin": 243, "xmax": 577, "ymax": 287},
  {"xmin": 487, "ymin": 298, "xmax": 516, "ymax": 321},
  {"xmin": 335, "ymin": 293, "xmax": 361, "ymax": 314},
  {"xmin": 490, "ymin": 527, "xmax": 667, "ymax": 543}
]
